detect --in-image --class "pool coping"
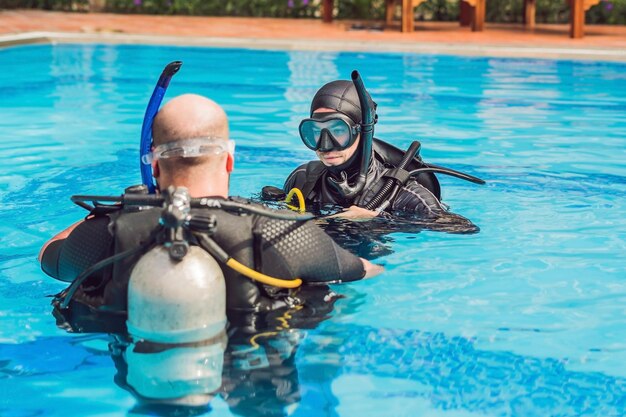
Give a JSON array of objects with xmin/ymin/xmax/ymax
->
[{"xmin": 1, "ymin": 31, "xmax": 626, "ymax": 62}]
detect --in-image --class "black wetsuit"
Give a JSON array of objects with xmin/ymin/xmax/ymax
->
[
  {"xmin": 284, "ymin": 139, "xmax": 445, "ymax": 217},
  {"xmin": 41, "ymin": 197, "xmax": 365, "ymax": 322}
]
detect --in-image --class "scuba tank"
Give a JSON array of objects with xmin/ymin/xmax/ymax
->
[
  {"xmin": 125, "ymin": 187, "xmax": 227, "ymax": 344},
  {"xmin": 126, "ymin": 246, "xmax": 226, "ymax": 344}
]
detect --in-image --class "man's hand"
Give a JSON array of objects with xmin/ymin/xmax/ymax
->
[
  {"xmin": 328, "ymin": 205, "xmax": 378, "ymax": 220},
  {"xmin": 361, "ymin": 258, "xmax": 384, "ymax": 279}
]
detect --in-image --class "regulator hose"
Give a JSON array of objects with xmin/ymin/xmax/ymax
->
[
  {"xmin": 196, "ymin": 234, "xmax": 302, "ymax": 289},
  {"xmin": 58, "ymin": 242, "xmax": 155, "ymax": 309},
  {"xmin": 364, "ymin": 141, "xmax": 421, "ymax": 211}
]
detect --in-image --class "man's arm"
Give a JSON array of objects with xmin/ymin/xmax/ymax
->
[
  {"xmin": 259, "ymin": 218, "xmax": 383, "ymax": 283},
  {"xmin": 38, "ymin": 220, "xmax": 83, "ymax": 262},
  {"xmin": 39, "ymin": 217, "xmax": 114, "ymax": 282}
]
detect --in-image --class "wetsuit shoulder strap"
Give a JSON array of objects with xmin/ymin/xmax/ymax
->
[
  {"xmin": 301, "ymin": 161, "xmax": 327, "ymax": 198},
  {"xmin": 284, "ymin": 161, "xmax": 326, "ymax": 200}
]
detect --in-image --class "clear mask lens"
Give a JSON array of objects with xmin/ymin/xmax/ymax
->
[
  {"xmin": 298, "ymin": 116, "xmax": 357, "ymax": 151},
  {"xmin": 141, "ymin": 138, "xmax": 235, "ymax": 165}
]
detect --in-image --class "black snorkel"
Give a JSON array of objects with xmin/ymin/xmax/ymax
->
[{"xmin": 327, "ymin": 70, "xmax": 377, "ymax": 200}]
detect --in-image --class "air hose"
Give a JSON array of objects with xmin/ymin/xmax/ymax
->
[
  {"xmin": 364, "ymin": 141, "xmax": 421, "ymax": 211},
  {"xmin": 196, "ymin": 234, "xmax": 302, "ymax": 289},
  {"xmin": 58, "ymin": 242, "xmax": 156, "ymax": 309}
]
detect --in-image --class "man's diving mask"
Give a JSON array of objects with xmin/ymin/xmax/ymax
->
[
  {"xmin": 299, "ymin": 113, "xmax": 361, "ymax": 152},
  {"xmin": 141, "ymin": 137, "xmax": 235, "ymax": 164}
]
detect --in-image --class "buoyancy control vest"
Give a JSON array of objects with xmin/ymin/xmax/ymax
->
[
  {"xmin": 284, "ymin": 138, "xmax": 441, "ymax": 207},
  {"xmin": 104, "ymin": 206, "xmax": 294, "ymax": 316}
]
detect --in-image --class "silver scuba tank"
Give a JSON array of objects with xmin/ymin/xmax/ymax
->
[{"xmin": 126, "ymin": 245, "xmax": 226, "ymax": 344}]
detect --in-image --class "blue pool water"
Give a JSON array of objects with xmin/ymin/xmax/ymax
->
[{"xmin": 1, "ymin": 43, "xmax": 625, "ymax": 416}]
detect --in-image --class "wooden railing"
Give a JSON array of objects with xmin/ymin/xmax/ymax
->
[{"xmin": 321, "ymin": 0, "xmax": 600, "ymax": 38}]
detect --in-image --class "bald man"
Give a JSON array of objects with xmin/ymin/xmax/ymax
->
[{"xmin": 39, "ymin": 94, "xmax": 382, "ymax": 327}]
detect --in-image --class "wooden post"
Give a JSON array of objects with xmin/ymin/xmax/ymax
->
[
  {"xmin": 472, "ymin": 0, "xmax": 485, "ymax": 31},
  {"xmin": 402, "ymin": 0, "xmax": 414, "ymax": 33},
  {"xmin": 88, "ymin": 0, "xmax": 106, "ymax": 12},
  {"xmin": 460, "ymin": 1, "xmax": 472, "ymax": 26},
  {"xmin": 322, "ymin": 0, "xmax": 334, "ymax": 23},
  {"xmin": 386, "ymin": 0, "xmax": 396, "ymax": 26},
  {"xmin": 524, "ymin": 0, "xmax": 536, "ymax": 28},
  {"xmin": 570, "ymin": 0, "xmax": 585, "ymax": 38}
]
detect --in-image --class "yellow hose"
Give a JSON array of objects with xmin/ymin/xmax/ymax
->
[
  {"xmin": 285, "ymin": 188, "xmax": 306, "ymax": 213},
  {"xmin": 226, "ymin": 258, "xmax": 302, "ymax": 289}
]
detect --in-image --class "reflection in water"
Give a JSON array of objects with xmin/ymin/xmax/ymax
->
[
  {"xmin": 110, "ymin": 328, "xmax": 304, "ymax": 417},
  {"xmin": 111, "ymin": 333, "xmax": 227, "ymax": 415},
  {"xmin": 3, "ymin": 292, "xmax": 625, "ymax": 417},
  {"xmin": 104, "ymin": 288, "xmax": 342, "ymax": 416}
]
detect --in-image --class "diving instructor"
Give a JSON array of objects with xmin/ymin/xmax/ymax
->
[
  {"xmin": 283, "ymin": 76, "xmax": 484, "ymax": 223},
  {"xmin": 39, "ymin": 94, "xmax": 382, "ymax": 323}
]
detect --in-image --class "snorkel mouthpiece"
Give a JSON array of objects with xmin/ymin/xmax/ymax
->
[{"xmin": 327, "ymin": 70, "xmax": 376, "ymax": 200}]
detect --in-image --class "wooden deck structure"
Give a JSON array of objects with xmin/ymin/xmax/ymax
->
[{"xmin": 322, "ymin": 0, "xmax": 601, "ymax": 38}]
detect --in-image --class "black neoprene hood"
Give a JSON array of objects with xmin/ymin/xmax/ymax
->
[{"xmin": 310, "ymin": 80, "xmax": 362, "ymax": 124}]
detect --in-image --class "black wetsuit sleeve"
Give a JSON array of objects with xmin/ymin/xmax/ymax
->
[
  {"xmin": 40, "ymin": 217, "xmax": 114, "ymax": 282},
  {"xmin": 41, "ymin": 239, "xmax": 64, "ymax": 280},
  {"xmin": 392, "ymin": 180, "xmax": 445, "ymax": 217},
  {"xmin": 258, "ymin": 218, "xmax": 365, "ymax": 283}
]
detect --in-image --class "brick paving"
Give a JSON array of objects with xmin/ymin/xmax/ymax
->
[{"xmin": 1, "ymin": 10, "xmax": 625, "ymax": 58}]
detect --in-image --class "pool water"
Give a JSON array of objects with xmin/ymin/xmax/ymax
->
[{"xmin": 1, "ymin": 44, "xmax": 625, "ymax": 416}]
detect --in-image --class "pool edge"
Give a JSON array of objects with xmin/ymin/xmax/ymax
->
[{"xmin": 1, "ymin": 31, "xmax": 625, "ymax": 62}]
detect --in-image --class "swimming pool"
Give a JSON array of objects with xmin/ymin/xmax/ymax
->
[{"xmin": 0, "ymin": 43, "xmax": 625, "ymax": 416}]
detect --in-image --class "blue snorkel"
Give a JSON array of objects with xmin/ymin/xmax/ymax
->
[{"xmin": 140, "ymin": 61, "xmax": 183, "ymax": 193}]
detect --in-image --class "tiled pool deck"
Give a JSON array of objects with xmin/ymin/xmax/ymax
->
[{"xmin": 1, "ymin": 9, "xmax": 625, "ymax": 61}]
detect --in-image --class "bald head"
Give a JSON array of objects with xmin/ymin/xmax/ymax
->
[
  {"xmin": 150, "ymin": 94, "xmax": 232, "ymax": 197},
  {"xmin": 153, "ymin": 94, "xmax": 229, "ymax": 146}
]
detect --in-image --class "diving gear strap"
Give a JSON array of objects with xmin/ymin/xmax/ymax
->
[{"xmin": 71, "ymin": 194, "xmax": 314, "ymax": 222}]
